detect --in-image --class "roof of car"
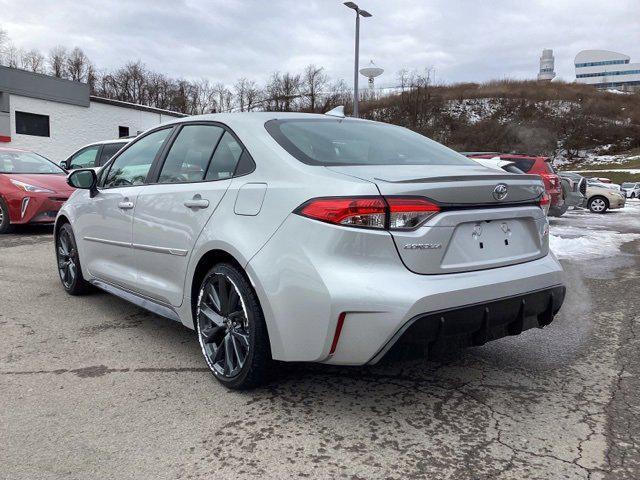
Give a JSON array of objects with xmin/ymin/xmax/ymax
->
[
  {"xmin": 84, "ymin": 138, "xmax": 132, "ymax": 146},
  {"xmin": 158, "ymin": 111, "xmax": 368, "ymax": 129}
]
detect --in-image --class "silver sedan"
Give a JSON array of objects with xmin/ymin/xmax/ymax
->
[{"xmin": 56, "ymin": 112, "xmax": 565, "ymax": 389}]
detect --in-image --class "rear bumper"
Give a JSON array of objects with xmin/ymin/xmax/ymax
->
[
  {"xmin": 370, "ymin": 285, "xmax": 565, "ymax": 364},
  {"xmin": 248, "ymin": 214, "xmax": 564, "ymax": 365},
  {"xmin": 609, "ymin": 196, "xmax": 626, "ymax": 209},
  {"xmin": 564, "ymin": 191, "xmax": 584, "ymax": 208}
]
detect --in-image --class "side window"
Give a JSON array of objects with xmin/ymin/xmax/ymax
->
[
  {"xmin": 205, "ymin": 131, "xmax": 243, "ymax": 181},
  {"xmin": 104, "ymin": 128, "xmax": 171, "ymax": 188},
  {"xmin": 158, "ymin": 125, "xmax": 224, "ymax": 184},
  {"xmin": 97, "ymin": 142, "xmax": 126, "ymax": 167},
  {"xmin": 69, "ymin": 146, "xmax": 100, "ymax": 169}
]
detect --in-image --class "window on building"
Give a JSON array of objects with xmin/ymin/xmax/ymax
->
[
  {"xmin": 103, "ymin": 128, "xmax": 171, "ymax": 188},
  {"xmin": 158, "ymin": 124, "xmax": 224, "ymax": 183},
  {"xmin": 15, "ymin": 111, "xmax": 50, "ymax": 137},
  {"xmin": 118, "ymin": 126, "xmax": 130, "ymax": 138}
]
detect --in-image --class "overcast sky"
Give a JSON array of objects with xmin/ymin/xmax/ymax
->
[{"xmin": 1, "ymin": 0, "xmax": 638, "ymax": 87}]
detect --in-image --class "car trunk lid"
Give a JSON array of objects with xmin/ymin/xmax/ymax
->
[{"xmin": 327, "ymin": 165, "xmax": 549, "ymax": 274}]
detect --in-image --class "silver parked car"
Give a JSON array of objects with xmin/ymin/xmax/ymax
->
[
  {"xmin": 56, "ymin": 112, "xmax": 565, "ymax": 389},
  {"xmin": 60, "ymin": 138, "xmax": 132, "ymax": 172}
]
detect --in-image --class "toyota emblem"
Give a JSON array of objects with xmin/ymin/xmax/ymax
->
[{"xmin": 493, "ymin": 183, "xmax": 508, "ymax": 201}]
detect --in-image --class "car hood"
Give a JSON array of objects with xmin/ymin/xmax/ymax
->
[{"xmin": 2, "ymin": 173, "xmax": 74, "ymax": 194}]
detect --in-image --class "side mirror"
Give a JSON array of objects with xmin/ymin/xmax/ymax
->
[
  {"xmin": 67, "ymin": 169, "xmax": 98, "ymax": 197},
  {"xmin": 60, "ymin": 160, "xmax": 68, "ymax": 170}
]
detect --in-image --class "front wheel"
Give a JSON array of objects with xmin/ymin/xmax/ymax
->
[
  {"xmin": 56, "ymin": 223, "xmax": 92, "ymax": 295},
  {"xmin": 196, "ymin": 263, "xmax": 272, "ymax": 390},
  {"xmin": 0, "ymin": 197, "xmax": 14, "ymax": 234},
  {"xmin": 588, "ymin": 196, "xmax": 608, "ymax": 213}
]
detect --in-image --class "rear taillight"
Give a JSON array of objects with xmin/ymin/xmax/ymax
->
[
  {"xmin": 539, "ymin": 191, "xmax": 550, "ymax": 215},
  {"xmin": 296, "ymin": 197, "xmax": 386, "ymax": 229},
  {"xmin": 387, "ymin": 197, "xmax": 440, "ymax": 230},
  {"xmin": 295, "ymin": 196, "xmax": 440, "ymax": 231},
  {"xmin": 542, "ymin": 173, "xmax": 559, "ymax": 189}
]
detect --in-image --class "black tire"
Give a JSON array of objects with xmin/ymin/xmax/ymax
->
[
  {"xmin": 56, "ymin": 223, "xmax": 92, "ymax": 295},
  {"xmin": 196, "ymin": 263, "xmax": 272, "ymax": 390},
  {"xmin": 0, "ymin": 197, "xmax": 14, "ymax": 234},
  {"xmin": 548, "ymin": 203, "xmax": 568, "ymax": 217},
  {"xmin": 588, "ymin": 196, "xmax": 609, "ymax": 214}
]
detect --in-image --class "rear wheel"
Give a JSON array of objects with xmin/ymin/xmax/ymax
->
[
  {"xmin": 196, "ymin": 263, "xmax": 272, "ymax": 390},
  {"xmin": 588, "ymin": 196, "xmax": 608, "ymax": 213},
  {"xmin": 0, "ymin": 197, "xmax": 14, "ymax": 234},
  {"xmin": 56, "ymin": 223, "xmax": 92, "ymax": 295}
]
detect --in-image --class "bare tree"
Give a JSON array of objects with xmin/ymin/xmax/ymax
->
[
  {"xmin": 0, "ymin": 28, "xmax": 8, "ymax": 65},
  {"xmin": 48, "ymin": 46, "xmax": 68, "ymax": 77},
  {"xmin": 244, "ymin": 81, "xmax": 262, "ymax": 111},
  {"xmin": 212, "ymin": 82, "xmax": 233, "ymax": 113},
  {"xmin": 192, "ymin": 78, "xmax": 217, "ymax": 114},
  {"xmin": 302, "ymin": 65, "xmax": 328, "ymax": 112},
  {"xmin": 3, "ymin": 43, "xmax": 20, "ymax": 68},
  {"xmin": 21, "ymin": 49, "xmax": 46, "ymax": 73},
  {"xmin": 66, "ymin": 47, "xmax": 92, "ymax": 82}
]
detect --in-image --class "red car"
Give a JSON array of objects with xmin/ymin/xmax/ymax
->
[
  {"xmin": 0, "ymin": 147, "xmax": 75, "ymax": 233},
  {"xmin": 465, "ymin": 153, "xmax": 563, "ymax": 214}
]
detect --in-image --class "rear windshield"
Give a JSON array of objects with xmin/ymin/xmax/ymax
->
[
  {"xmin": 265, "ymin": 118, "xmax": 477, "ymax": 166},
  {"xmin": 510, "ymin": 159, "xmax": 536, "ymax": 173},
  {"xmin": 621, "ymin": 182, "xmax": 635, "ymax": 187},
  {"xmin": 544, "ymin": 161, "xmax": 556, "ymax": 173}
]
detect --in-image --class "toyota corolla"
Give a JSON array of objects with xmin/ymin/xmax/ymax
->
[{"xmin": 55, "ymin": 112, "xmax": 565, "ymax": 389}]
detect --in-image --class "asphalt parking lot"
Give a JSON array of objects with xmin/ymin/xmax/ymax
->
[{"xmin": 1, "ymin": 203, "xmax": 639, "ymax": 480}]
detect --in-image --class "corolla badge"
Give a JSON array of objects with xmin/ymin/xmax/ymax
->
[
  {"xmin": 493, "ymin": 183, "xmax": 509, "ymax": 201},
  {"xmin": 403, "ymin": 243, "xmax": 442, "ymax": 250}
]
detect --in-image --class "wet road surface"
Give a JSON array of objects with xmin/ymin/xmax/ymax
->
[{"xmin": 1, "ymin": 207, "xmax": 639, "ymax": 479}]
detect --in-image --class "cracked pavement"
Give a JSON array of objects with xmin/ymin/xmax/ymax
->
[{"xmin": 1, "ymin": 208, "xmax": 639, "ymax": 480}]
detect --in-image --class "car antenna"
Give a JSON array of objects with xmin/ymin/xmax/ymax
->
[{"xmin": 325, "ymin": 105, "xmax": 345, "ymax": 118}]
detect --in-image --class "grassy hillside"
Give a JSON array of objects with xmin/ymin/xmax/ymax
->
[{"xmin": 360, "ymin": 80, "xmax": 640, "ymax": 164}]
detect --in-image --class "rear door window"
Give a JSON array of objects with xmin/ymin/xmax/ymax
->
[
  {"xmin": 158, "ymin": 125, "xmax": 224, "ymax": 183},
  {"xmin": 98, "ymin": 142, "xmax": 127, "ymax": 166},
  {"xmin": 204, "ymin": 131, "xmax": 243, "ymax": 181}
]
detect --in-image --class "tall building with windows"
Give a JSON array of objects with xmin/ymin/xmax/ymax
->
[
  {"xmin": 575, "ymin": 50, "xmax": 640, "ymax": 91},
  {"xmin": 537, "ymin": 49, "xmax": 556, "ymax": 81}
]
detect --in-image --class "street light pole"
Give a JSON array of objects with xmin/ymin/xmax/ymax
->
[{"xmin": 344, "ymin": 2, "xmax": 371, "ymax": 118}]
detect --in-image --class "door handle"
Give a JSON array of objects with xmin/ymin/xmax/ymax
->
[
  {"xmin": 118, "ymin": 201, "xmax": 134, "ymax": 210},
  {"xmin": 184, "ymin": 194, "xmax": 209, "ymax": 210}
]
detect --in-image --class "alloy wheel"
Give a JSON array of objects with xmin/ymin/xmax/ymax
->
[
  {"xmin": 197, "ymin": 273, "xmax": 250, "ymax": 378},
  {"xmin": 590, "ymin": 198, "xmax": 606, "ymax": 212},
  {"xmin": 57, "ymin": 229, "xmax": 77, "ymax": 288}
]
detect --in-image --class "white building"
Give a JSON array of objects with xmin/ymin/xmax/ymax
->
[
  {"xmin": 537, "ymin": 49, "xmax": 556, "ymax": 81},
  {"xmin": 574, "ymin": 50, "xmax": 640, "ymax": 91},
  {"xmin": 0, "ymin": 66, "xmax": 184, "ymax": 161}
]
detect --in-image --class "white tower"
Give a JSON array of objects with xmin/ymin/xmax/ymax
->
[
  {"xmin": 359, "ymin": 60, "xmax": 384, "ymax": 90},
  {"xmin": 538, "ymin": 49, "xmax": 556, "ymax": 81}
]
